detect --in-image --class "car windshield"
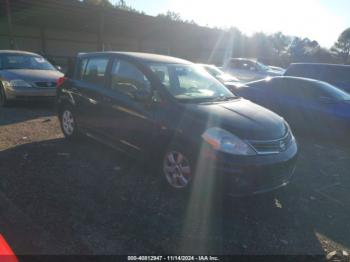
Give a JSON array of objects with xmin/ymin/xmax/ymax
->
[
  {"xmin": 0, "ymin": 54, "xmax": 56, "ymax": 70},
  {"xmin": 148, "ymin": 63, "xmax": 235, "ymax": 102}
]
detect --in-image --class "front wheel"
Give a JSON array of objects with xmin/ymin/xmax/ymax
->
[
  {"xmin": 59, "ymin": 105, "xmax": 80, "ymax": 140},
  {"xmin": 162, "ymin": 149, "xmax": 194, "ymax": 190}
]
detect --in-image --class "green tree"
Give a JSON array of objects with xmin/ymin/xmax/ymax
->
[
  {"xmin": 115, "ymin": 0, "xmax": 144, "ymax": 13},
  {"xmin": 83, "ymin": 0, "xmax": 113, "ymax": 7},
  {"xmin": 157, "ymin": 11, "xmax": 182, "ymax": 22},
  {"xmin": 157, "ymin": 11, "xmax": 197, "ymax": 24},
  {"xmin": 269, "ymin": 32, "xmax": 291, "ymax": 56},
  {"xmin": 332, "ymin": 28, "xmax": 350, "ymax": 64}
]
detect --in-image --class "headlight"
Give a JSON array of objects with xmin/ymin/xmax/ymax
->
[
  {"xmin": 202, "ymin": 127, "xmax": 256, "ymax": 155},
  {"xmin": 3, "ymin": 79, "xmax": 32, "ymax": 88},
  {"xmin": 284, "ymin": 120, "xmax": 295, "ymax": 141}
]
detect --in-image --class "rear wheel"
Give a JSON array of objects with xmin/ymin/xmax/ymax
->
[{"xmin": 59, "ymin": 105, "xmax": 80, "ymax": 140}]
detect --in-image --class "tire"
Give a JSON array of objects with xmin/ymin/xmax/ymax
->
[
  {"xmin": 59, "ymin": 104, "xmax": 80, "ymax": 140},
  {"xmin": 0, "ymin": 85, "xmax": 8, "ymax": 107},
  {"xmin": 161, "ymin": 145, "xmax": 195, "ymax": 191}
]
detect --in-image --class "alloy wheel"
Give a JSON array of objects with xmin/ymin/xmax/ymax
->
[
  {"xmin": 62, "ymin": 109, "xmax": 75, "ymax": 136},
  {"xmin": 163, "ymin": 151, "xmax": 192, "ymax": 189}
]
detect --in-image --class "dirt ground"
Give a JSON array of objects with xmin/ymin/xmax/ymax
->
[{"xmin": 1, "ymin": 102, "xmax": 350, "ymax": 260}]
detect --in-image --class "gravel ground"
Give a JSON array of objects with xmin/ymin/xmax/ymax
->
[{"xmin": 0, "ymin": 102, "xmax": 350, "ymax": 260}]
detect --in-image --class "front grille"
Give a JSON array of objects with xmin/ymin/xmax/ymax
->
[
  {"xmin": 247, "ymin": 130, "xmax": 293, "ymax": 155},
  {"xmin": 34, "ymin": 81, "xmax": 56, "ymax": 88}
]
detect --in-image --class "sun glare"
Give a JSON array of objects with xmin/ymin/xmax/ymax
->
[{"xmin": 165, "ymin": 0, "xmax": 347, "ymax": 48}]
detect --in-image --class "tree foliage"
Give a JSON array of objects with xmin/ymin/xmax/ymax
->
[
  {"xmin": 115, "ymin": 0, "xmax": 145, "ymax": 14},
  {"xmin": 332, "ymin": 28, "xmax": 350, "ymax": 64},
  {"xmin": 82, "ymin": 0, "xmax": 113, "ymax": 8},
  {"xmin": 157, "ymin": 11, "xmax": 197, "ymax": 25}
]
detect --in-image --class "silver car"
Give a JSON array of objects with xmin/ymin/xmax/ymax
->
[
  {"xmin": 223, "ymin": 58, "xmax": 284, "ymax": 82},
  {"xmin": 0, "ymin": 50, "xmax": 63, "ymax": 106}
]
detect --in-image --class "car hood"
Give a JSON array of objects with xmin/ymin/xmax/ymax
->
[
  {"xmin": 0, "ymin": 69, "xmax": 63, "ymax": 82},
  {"xmin": 183, "ymin": 98, "xmax": 286, "ymax": 141}
]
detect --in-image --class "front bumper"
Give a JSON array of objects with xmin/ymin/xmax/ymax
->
[
  {"xmin": 202, "ymin": 141, "xmax": 298, "ymax": 196},
  {"xmin": 4, "ymin": 86, "xmax": 56, "ymax": 101}
]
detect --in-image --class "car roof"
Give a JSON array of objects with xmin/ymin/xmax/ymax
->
[
  {"xmin": 247, "ymin": 76, "xmax": 327, "ymax": 85},
  {"xmin": 288, "ymin": 63, "xmax": 350, "ymax": 68},
  {"xmin": 78, "ymin": 52, "xmax": 192, "ymax": 65},
  {"xmin": 0, "ymin": 50, "xmax": 41, "ymax": 56},
  {"xmin": 197, "ymin": 63, "xmax": 216, "ymax": 67},
  {"xmin": 229, "ymin": 58, "xmax": 257, "ymax": 62}
]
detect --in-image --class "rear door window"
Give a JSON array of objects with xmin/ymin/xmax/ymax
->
[
  {"xmin": 81, "ymin": 57, "xmax": 109, "ymax": 86},
  {"xmin": 77, "ymin": 58, "xmax": 88, "ymax": 80}
]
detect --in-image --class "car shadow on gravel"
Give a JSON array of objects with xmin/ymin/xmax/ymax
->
[
  {"xmin": 0, "ymin": 101, "xmax": 55, "ymax": 126},
  {"xmin": 1, "ymin": 137, "xmax": 347, "ymax": 257}
]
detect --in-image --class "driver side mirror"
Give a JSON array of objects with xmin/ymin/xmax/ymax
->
[{"xmin": 55, "ymin": 65, "xmax": 62, "ymax": 72}]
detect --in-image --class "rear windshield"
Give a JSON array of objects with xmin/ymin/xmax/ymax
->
[
  {"xmin": 286, "ymin": 65, "xmax": 350, "ymax": 82},
  {"xmin": 285, "ymin": 65, "xmax": 318, "ymax": 78},
  {"xmin": 324, "ymin": 67, "xmax": 350, "ymax": 82}
]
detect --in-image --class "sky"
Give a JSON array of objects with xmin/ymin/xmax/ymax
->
[{"xmin": 111, "ymin": 0, "xmax": 350, "ymax": 48}]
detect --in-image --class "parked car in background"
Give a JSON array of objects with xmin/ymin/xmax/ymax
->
[
  {"xmin": 284, "ymin": 63, "xmax": 350, "ymax": 93},
  {"xmin": 0, "ymin": 50, "xmax": 63, "ymax": 106},
  {"xmin": 197, "ymin": 63, "xmax": 240, "ymax": 89},
  {"xmin": 268, "ymin": 65, "xmax": 285, "ymax": 72},
  {"xmin": 222, "ymin": 58, "xmax": 284, "ymax": 82},
  {"xmin": 57, "ymin": 52, "xmax": 298, "ymax": 195},
  {"xmin": 231, "ymin": 76, "xmax": 350, "ymax": 137}
]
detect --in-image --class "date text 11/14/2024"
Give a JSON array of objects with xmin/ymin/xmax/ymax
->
[{"xmin": 127, "ymin": 256, "xmax": 220, "ymax": 261}]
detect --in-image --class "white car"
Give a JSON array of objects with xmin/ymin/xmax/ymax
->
[
  {"xmin": 197, "ymin": 64, "xmax": 240, "ymax": 87},
  {"xmin": 223, "ymin": 58, "xmax": 284, "ymax": 82}
]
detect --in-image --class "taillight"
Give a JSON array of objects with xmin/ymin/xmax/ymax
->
[
  {"xmin": 56, "ymin": 77, "xmax": 67, "ymax": 88},
  {"xmin": 0, "ymin": 234, "xmax": 18, "ymax": 262}
]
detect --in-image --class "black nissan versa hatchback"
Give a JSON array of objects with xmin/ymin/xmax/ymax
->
[{"xmin": 56, "ymin": 52, "xmax": 298, "ymax": 196}]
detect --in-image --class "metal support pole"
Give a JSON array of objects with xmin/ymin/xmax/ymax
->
[
  {"xmin": 5, "ymin": 0, "xmax": 16, "ymax": 49},
  {"xmin": 40, "ymin": 27, "xmax": 46, "ymax": 55},
  {"xmin": 98, "ymin": 8, "xmax": 105, "ymax": 51}
]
